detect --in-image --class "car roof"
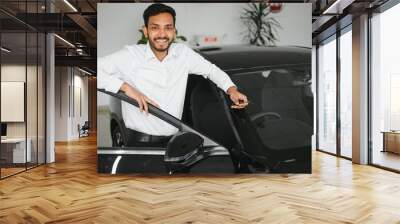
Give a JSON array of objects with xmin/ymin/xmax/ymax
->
[{"xmin": 196, "ymin": 45, "xmax": 311, "ymax": 72}]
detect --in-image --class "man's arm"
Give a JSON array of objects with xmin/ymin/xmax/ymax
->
[
  {"xmin": 97, "ymin": 56, "xmax": 125, "ymax": 93},
  {"xmin": 98, "ymin": 55, "xmax": 158, "ymax": 114},
  {"xmin": 226, "ymin": 86, "xmax": 248, "ymax": 109},
  {"xmin": 186, "ymin": 47, "xmax": 248, "ymax": 109},
  {"xmin": 120, "ymin": 83, "xmax": 159, "ymax": 114}
]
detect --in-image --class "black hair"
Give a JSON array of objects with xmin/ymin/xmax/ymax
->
[{"xmin": 143, "ymin": 3, "xmax": 176, "ymax": 27}]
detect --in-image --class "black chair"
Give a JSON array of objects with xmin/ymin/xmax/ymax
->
[
  {"xmin": 217, "ymin": 90, "xmax": 311, "ymax": 173},
  {"xmin": 79, "ymin": 121, "xmax": 90, "ymax": 138}
]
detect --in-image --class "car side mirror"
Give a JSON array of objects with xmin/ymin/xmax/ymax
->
[{"xmin": 164, "ymin": 131, "xmax": 204, "ymax": 173}]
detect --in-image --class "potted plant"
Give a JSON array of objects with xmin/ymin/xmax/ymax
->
[{"xmin": 241, "ymin": 2, "xmax": 282, "ymax": 46}]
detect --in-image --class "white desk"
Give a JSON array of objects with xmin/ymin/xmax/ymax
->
[{"xmin": 1, "ymin": 138, "xmax": 31, "ymax": 163}]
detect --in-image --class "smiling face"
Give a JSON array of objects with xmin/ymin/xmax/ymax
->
[{"xmin": 143, "ymin": 12, "xmax": 176, "ymax": 53}]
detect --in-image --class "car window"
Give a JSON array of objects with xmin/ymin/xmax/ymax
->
[
  {"xmin": 97, "ymin": 90, "xmax": 180, "ymax": 148},
  {"xmin": 97, "ymin": 89, "xmax": 222, "ymax": 149},
  {"xmin": 230, "ymin": 66, "xmax": 313, "ymax": 150},
  {"xmin": 185, "ymin": 75, "xmax": 238, "ymax": 150}
]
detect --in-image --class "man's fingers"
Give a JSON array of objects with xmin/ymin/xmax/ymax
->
[
  {"xmin": 231, "ymin": 105, "xmax": 243, "ymax": 109},
  {"xmin": 235, "ymin": 104, "xmax": 248, "ymax": 109},
  {"xmin": 137, "ymin": 95, "xmax": 159, "ymax": 115},
  {"xmin": 142, "ymin": 98, "xmax": 149, "ymax": 115},
  {"xmin": 242, "ymin": 95, "xmax": 248, "ymax": 103},
  {"xmin": 231, "ymin": 95, "xmax": 239, "ymax": 104},
  {"xmin": 231, "ymin": 100, "xmax": 247, "ymax": 109},
  {"xmin": 236, "ymin": 99, "xmax": 248, "ymax": 106},
  {"xmin": 139, "ymin": 98, "xmax": 147, "ymax": 114},
  {"xmin": 137, "ymin": 98, "xmax": 143, "ymax": 112},
  {"xmin": 238, "ymin": 95, "xmax": 248, "ymax": 104},
  {"xmin": 238, "ymin": 101, "xmax": 249, "ymax": 106},
  {"xmin": 145, "ymin": 97, "xmax": 160, "ymax": 108},
  {"xmin": 231, "ymin": 104, "xmax": 245, "ymax": 109},
  {"xmin": 232, "ymin": 94, "xmax": 248, "ymax": 105}
]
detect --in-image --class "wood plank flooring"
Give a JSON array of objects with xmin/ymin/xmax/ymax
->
[
  {"xmin": 1, "ymin": 134, "xmax": 400, "ymax": 223},
  {"xmin": 372, "ymin": 150, "xmax": 400, "ymax": 171},
  {"xmin": 1, "ymin": 167, "xmax": 26, "ymax": 178}
]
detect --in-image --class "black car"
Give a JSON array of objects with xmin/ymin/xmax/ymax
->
[{"xmin": 97, "ymin": 45, "xmax": 312, "ymax": 174}]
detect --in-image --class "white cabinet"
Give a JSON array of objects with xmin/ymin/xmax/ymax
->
[{"xmin": 1, "ymin": 138, "xmax": 32, "ymax": 163}]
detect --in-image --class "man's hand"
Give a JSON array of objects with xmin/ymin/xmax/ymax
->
[
  {"xmin": 227, "ymin": 86, "xmax": 248, "ymax": 109},
  {"xmin": 120, "ymin": 83, "xmax": 159, "ymax": 115}
]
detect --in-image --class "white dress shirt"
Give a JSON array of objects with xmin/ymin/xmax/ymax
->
[{"xmin": 98, "ymin": 42, "xmax": 235, "ymax": 136}]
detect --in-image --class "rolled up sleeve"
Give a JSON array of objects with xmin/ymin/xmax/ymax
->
[{"xmin": 97, "ymin": 56, "xmax": 125, "ymax": 93}]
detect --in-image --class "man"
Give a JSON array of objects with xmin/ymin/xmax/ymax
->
[{"xmin": 98, "ymin": 3, "xmax": 248, "ymax": 146}]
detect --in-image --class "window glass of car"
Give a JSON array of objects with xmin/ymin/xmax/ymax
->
[{"xmin": 230, "ymin": 66, "xmax": 313, "ymax": 150}]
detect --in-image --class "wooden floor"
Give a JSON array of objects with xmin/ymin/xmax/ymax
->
[
  {"xmin": 0, "ymin": 167, "xmax": 26, "ymax": 178},
  {"xmin": 372, "ymin": 150, "xmax": 400, "ymax": 171},
  {"xmin": 1, "ymin": 134, "xmax": 400, "ymax": 224},
  {"xmin": 1, "ymin": 163, "xmax": 45, "ymax": 178}
]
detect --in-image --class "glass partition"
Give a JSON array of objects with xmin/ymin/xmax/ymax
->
[
  {"xmin": 27, "ymin": 31, "xmax": 38, "ymax": 169},
  {"xmin": 317, "ymin": 35, "xmax": 337, "ymax": 154},
  {"xmin": 0, "ymin": 2, "xmax": 46, "ymax": 179},
  {"xmin": 38, "ymin": 32, "xmax": 45, "ymax": 165},
  {"xmin": 1, "ymin": 31, "xmax": 28, "ymax": 177},
  {"xmin": 371, "ymin": 3, "xmax": 400, "ymax": 171},
  {"xmin": 339, "ymin": 27, "xmax": 352, "ymax": 158}
]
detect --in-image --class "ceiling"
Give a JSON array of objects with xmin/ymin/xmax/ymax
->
[{"xmin": 0, "ymin": 0, "xmax": 391, "ymax": 75}]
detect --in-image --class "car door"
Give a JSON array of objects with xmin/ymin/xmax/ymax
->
[{"xmin": 97, "ymin": 88, "xmax": 235, "ymax": 174}]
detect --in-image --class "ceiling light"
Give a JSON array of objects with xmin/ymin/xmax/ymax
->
[
  {"xmin": 78, "ymin": 67, "xmax": 92, "ymax": 76},
  {"xmin": 1, "ymin": 47, "xmax": 11, "ymax": 53},
  {"xmin": 63, "ymin": 0, "xmax": 78, "ymax": 12},
  {"xmin": 322, "ymin": 0, "xmax": 354, "ymax": 15},
  {"xmin": 323, "ymin": 0, "xmax": 342, "ymax": 14},
  {"xmin": 54, "ymin": 34, "xmax": 75, "ymax": 48}
]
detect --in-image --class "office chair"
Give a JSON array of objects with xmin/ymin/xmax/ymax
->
[{"xmin": 79, "ymin": 121, "xmax": 90, "ymax": 138}]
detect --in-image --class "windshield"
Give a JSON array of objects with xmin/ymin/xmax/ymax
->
[{"xmin": 230, "ymin": 66, "xmax": 313, "ymax": 150}]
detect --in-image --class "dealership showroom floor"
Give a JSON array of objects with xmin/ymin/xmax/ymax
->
[
  {"xmin": 0, "ymin": 133, "xmax": 399, "ymax": 223},
  {"xmin": 1, "ymin": 0, "xmax": 400, "ymax": 223}
]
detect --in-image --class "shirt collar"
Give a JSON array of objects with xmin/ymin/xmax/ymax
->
[{"xmin": 145, "ymin": 42, "xmax": 179, "ymax": 61}]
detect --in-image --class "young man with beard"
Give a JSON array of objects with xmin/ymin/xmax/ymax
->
[{"xmin": 98, "ymin": 3, "xmax": 248, "ymax": 146}]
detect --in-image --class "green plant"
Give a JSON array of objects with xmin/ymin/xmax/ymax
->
[
  {"xmin": 241, "ymin": 3, "xmax": 282, "ymax": 46},
  {"xmin": 137, "ymin": 29, "xmax": 187, "ymax": 44}
]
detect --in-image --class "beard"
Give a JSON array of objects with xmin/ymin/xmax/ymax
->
[{"xmin": 148, "ymin": 37, "xmax": 174, "ymax": 52}]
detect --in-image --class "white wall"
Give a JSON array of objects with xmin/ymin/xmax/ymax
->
[
  {"xmin": 71, "ymin": 73, "xmax": 89, "ymax": 138},
  {"xmin": 2, "ymin": 63, "xmax": 46, "ymax": 164},
  {"xmin": 98, "ymin": 3, "xmax": 311, "ymax": 57},
  {"xmin": 55, "ymin": 67, "xmax": 68, "ymax": 141},
  {"xmin": 55, "ymin": 67, "xmax": 89, "ymax": 141},
  {"xmin": 1, "ymin": 65, "xmax": 37, "ymax": 138},
  {"xmin": 273, "ymin": 4, "xmax": 311, "ymax": 47}
]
